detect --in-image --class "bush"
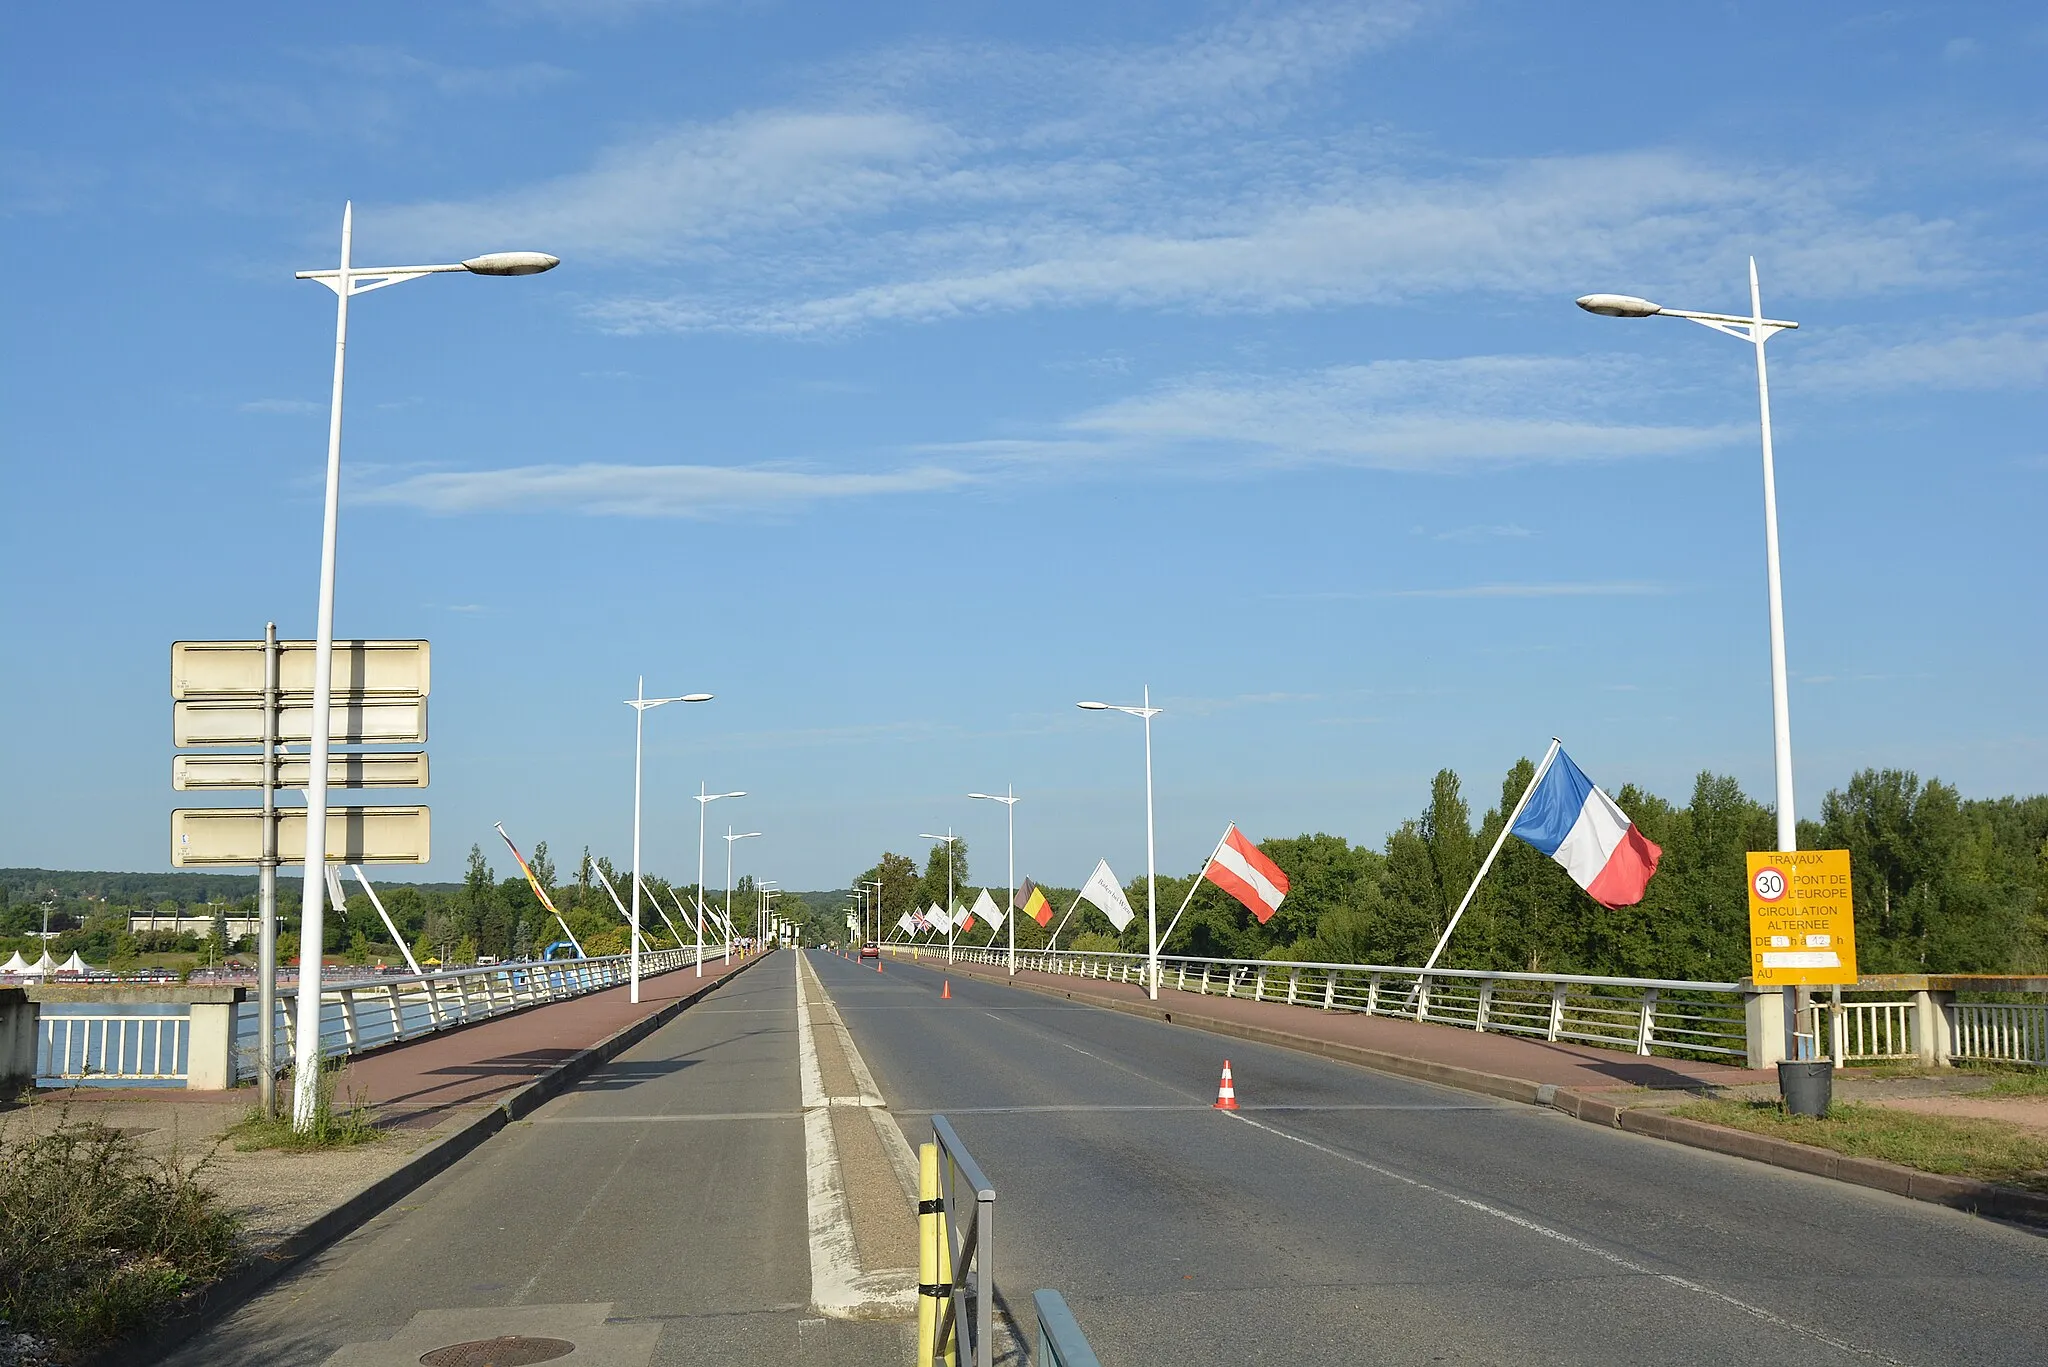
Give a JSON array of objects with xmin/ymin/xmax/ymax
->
[{"xmin": 0, "ymin": 1113, "xmax": 243, "ymax": 1354}]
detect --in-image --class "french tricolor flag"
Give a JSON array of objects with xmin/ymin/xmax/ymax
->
[{"xmin": 1509, "ymin": 748, "xmax": 1662, "ymax": 908}]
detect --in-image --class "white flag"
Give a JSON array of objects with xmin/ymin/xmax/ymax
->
[
  {"xmin": 1078, "ymin": 859, "xmax": 1136, "ymax": 931},
  {"xmin": 971, "ymin": 888, "xmax": 1004, "ymax": 932},
  {"xmin": 927, "ymin": 902, "xmax": 952, "ymax": 933},
  {"xmin": 896, "ymin": 912, "xmax": 916, "ymax": 938}
]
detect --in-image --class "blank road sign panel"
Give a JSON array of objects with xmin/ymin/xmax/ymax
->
[
  {"xmin": 174, "ymin": 696, "xmax": 427, "ymax": 746},
  {"xmin": 172, "ymin": 640, "xmax": 430, "ymax": 699},
  {"xmin": 171, "ymin": 806, "xmax": 430, "ymax": 866},
  {"xmin": 173, "ymin": 751, "xmax": 429, "ymax": 790}
]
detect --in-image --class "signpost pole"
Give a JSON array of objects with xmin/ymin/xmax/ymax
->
[{"xmin": 257, "ymin": 622, "xmax": 279, "ymax": 1117}]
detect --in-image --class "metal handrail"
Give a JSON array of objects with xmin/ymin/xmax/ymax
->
[
  {"xmin": 932, "ymin": 1114, "xmax": 996, "ymax": 1367},
  {"xmin": 1033, "ymin": 1290, "xmax": 1101, "ymax": 1367}
]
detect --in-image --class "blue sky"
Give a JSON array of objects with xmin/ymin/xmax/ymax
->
[{"xmin": 3, "ymin": 2, "xmax": 2043, "ymax": 894}]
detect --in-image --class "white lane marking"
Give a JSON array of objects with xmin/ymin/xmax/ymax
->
[
  {"xmin": 535, "ymin": 1111, "xmax": 801, "ymax": 1123},
  {"xmin": 796, "ymin": 953, "xmax": 917, "ymax": 1319},
  {"xmin": 1228, "ymin": 1112, "xmax": 1908, "ymax": 1365},
  {"xmin": 892, "ymin": 1103, "xmax": 1501, "ymax": 1115}
]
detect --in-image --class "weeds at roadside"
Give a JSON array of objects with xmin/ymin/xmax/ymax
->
[
  {"xmin": 227, "ymin": 1059, "xmax": 381, "ymax": 1152},
  {"xmin": 0, "ymin": 1106, "xmax": 243, "ymax": 1357},
  {"xmin": 1672, "ymin": 1096, "xmax": 2048, "ymax": 1192}
]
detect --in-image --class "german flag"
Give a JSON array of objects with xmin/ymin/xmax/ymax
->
[{"xmin": 1015, "ymin": 877, "xmax": 1054, "ymax": 927}]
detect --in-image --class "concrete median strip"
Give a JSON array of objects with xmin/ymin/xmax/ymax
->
[
  {"xmin": 109, "ymin": 951, "xmax": 772, "ymax": 1367},
  {"xmin": 909, "ymin": 954, "xmax": 2048, "ymax": 1231},
  {"xmin": 795, "ymin": 953, "xmax": 919, "ymax": 1321}
]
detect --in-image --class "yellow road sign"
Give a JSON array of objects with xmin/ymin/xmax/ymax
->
[{"xmin": 1746, "ymin": 849, "xmax": 1858, "ymax": 985}]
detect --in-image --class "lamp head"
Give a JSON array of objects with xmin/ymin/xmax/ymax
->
[
  {"xmin": 681, "ymin": 693, "xmax": 714, "ymax": 703},
  {"xmin": 1076, "ymin": 701, "xmax": 1110, "ymax": 710},
  {"xmin": 1575, "ymin": 293, "xmax": 1662, "ymax": 318},
  {"xmin": 462, "ymin": 251, "xmax": 560, "ymax": 276}
]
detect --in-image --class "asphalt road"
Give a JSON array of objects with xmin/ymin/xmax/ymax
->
[
  {"xmin": 162, "ymin": 952, "xmax": 906, "ymax": 1367},
  {"xmin": 813, "ymin": 949, "xmax": 2048, "ymax": 1367}
]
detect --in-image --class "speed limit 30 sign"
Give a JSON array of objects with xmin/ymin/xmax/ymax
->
[{"xmin": 1746, "ymin": 850, "xmax": 1857, "ymax": 985}]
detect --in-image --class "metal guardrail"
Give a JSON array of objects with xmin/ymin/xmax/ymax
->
[
  {"xmin": 931, "ymin": 1113, "xmax": 996, "ymax": 1367},
  {"xmin": 936, "ymin": 946, "xmax": 1748, "ymax": 1060},
  {"xmin": 37, "ymin": 1010, "xmax": 188, "ymax": 1083},
  {"xmin": 253, "ymin": 949, "xmax": 697, "ymax": 1080},
  {"xmin": 1033, "ymin": 1290, "xmax": 1102, "ymax": 1367},
  {"xmin": 1953, "ymin": 1002, "xmax": 2048, "ymax": 1067},
  {"xmin": 34, "ymin": 949, "xmax": 703, "ymax": 1085}
]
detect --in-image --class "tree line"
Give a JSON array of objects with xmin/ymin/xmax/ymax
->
[{"xmin": 851, "ymin": 765, "xmax": 2048, "ymax": 980}]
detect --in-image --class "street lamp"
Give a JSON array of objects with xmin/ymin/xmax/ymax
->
[
  {"xmin": 289, "ymin": 203, "xmax": 557, "ymax": 1130},
  {"xmin": 861, "ymin": 879, "xmax": 883, "ymax": 945},
  {"xmin": 919, "ymin": 830, "xmax": 959, "ymax": 964},
  {"xmin": 1577, "ymin": 260, "xmax": 1801, "ymax": 854},
  {"xmin": 725, "ymin": 828, "xmax": 762, "ymax": 955},
  {"xmin": 968, "ymin": 787, "xmax": 1020, "ymax": 976},
  {"xmin": 694, "ymin": 786, "xmax": 745, "ymax": 976},
  {"xmin": 626, "ymin": 679, "xmax": 714, "ymax": 1004},
  {"xmin": 757, "ymin": 882, "xmax": 779, "ymax": 953},
  {"xmin": 1078, "ymin": 689, "xmax": 1163, "ymax": 1000}
]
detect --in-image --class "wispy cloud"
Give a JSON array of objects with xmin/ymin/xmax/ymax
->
[
  {"xmin": 1010, "ymin": 355, "xmax": 1735, "ymax": 473},
  {"xmin": 239, "ymin": 398, "xmax": 323, "ymax": 416},
  {"xmin": 1419, "ymin": 523, "xmax": 1537, "ymax": 541},
  {"xmin": 374, "ymin": 5, "xmax": 1966, "ymax": 336},
  {"xmin": 353, "ymin": 460, "xmax": 974, "ymax": 518},
  {"xmin": 1276, "ymin": 581, "xmax": 1672, "ymax": 600},
  {"xmin": 1793, "ymin": 313, "xmax": 2048, "ymax": 394},
  {"xmin": 1385, "ymin": 581, "xmax": 1671, "ymax": 599},
  {"xmin": 315, "ymin": 46, "xmax": 574, "ymax": 98}
]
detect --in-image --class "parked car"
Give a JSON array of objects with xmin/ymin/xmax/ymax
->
[{"xmin": 858, "ymin": 941, "xmax": 881, "ymax": 960}]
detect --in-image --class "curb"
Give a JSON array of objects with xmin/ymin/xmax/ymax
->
[
  {"xmin": 901, "ymin": 953, "xmax": 2048, "ymax": 1231},
  {"xmin": 100, "ymin": 950, "xmax": 774, "ymax": 1367}
]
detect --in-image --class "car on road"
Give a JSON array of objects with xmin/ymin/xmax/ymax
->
[{"xmin": 858, "ymin": 941, "xmax": 880, "ymax": 960}]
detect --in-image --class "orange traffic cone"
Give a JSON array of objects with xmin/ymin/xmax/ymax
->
[
  {"xmin": 1214, "ymin": 1061, "xmax": 1239, "ymax": 1110},
  {"xmin": 942, "ymin": 980, "xmax": 951, "ymax": 999}
]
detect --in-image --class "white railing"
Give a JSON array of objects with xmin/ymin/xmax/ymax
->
[
  {"xmin": 37, "ymin": 1011, "xmax": 189, "ymax": 1083},
  {"xmin": 921, "ymin": 946, "xmax": 1748, "ymax": 1060},
  {"xmin": 246, "ymin": 949, "xmax": 696, "ymax": 1081},
  {"xmin": 1953, "ymin": 1002, "xmax": 2048, "ymax": 1068},
  {"xmin": 33, "ymin": 949, "xmax": 704, "ymax": 1085}
]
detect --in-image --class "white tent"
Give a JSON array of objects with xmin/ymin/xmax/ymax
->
[
  {"xmin": 0, "ymin": 951, "xmax": 27, "ymax": 974},
  {"xmin": 58, "ymin": 951, "xmax": 92, "ymax": 974},
  {"xmin": 25, "ymin": 952, "xmax": 58, "ymax": 977}
]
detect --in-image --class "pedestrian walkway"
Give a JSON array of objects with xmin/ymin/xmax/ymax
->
[
  {"xmin": 895, "ymin": 951, "xmax": 1767, "ymax": 1095},
  {"xmin": 341, "ymin": 951, "xmax": 763, "ymax": 1129}
]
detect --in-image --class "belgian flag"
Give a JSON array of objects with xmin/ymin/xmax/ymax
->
[{"xmin": 1015, "ymin": 877, "xmax": 1054, "ymax": 927}]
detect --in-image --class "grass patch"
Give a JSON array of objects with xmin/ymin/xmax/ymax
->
[
  {"xmin": 0, "ymin": 1112, "xmax": 243, "ymax": 1356},
  {"xmin": 1967, "ymin": 1067, "xmax": 2048, "ymax": 1097},
  {"xmin": 227, "ymin": 1065, "xmax": 380, "ymax": 1152},
  {"xmin": 1673, "ymin": 1097, "xmax": 2048, "ymax": 1193}
]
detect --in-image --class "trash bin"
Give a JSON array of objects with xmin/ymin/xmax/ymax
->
[{"xmin": 1777, "ymin": 1059, "xmax": 1833, "ymax": 1117}]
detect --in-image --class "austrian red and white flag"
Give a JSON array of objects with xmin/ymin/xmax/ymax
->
[{"xmin": 1206, "ymin": 825, "xmax": 1290, "ymax": 923}]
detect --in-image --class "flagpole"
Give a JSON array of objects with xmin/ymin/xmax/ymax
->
[
  {"xmin": 1156, "ymin": 827, "xmax": 1230, "ymax": 952},
  {"xmin": 497, "ymin": 823, "xmax": 585, "ymax": 958},
  {"xmin": 1045, "ymin": 887, "xmax": 1088, "ymax": 951},
  {"xmin": 643, "ymin": 879, "xmax": 688, "ymax": 948},
  {"xmin": 591, "ymin": 860, "xmax": 657, "ymax": 952},
  {"xmin": 1417, "ymin": 738, "xmax": 1563, "ymax": 975}
]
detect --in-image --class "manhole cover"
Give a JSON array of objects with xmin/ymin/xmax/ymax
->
[{"xmin": 419, "ymin": 1336, "xmax": 575, "ymax": 1367}]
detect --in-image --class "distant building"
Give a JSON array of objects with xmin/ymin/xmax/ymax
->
[{"xmin": 127, "ymin": 911, "xmax": 260, "ymax": 938}]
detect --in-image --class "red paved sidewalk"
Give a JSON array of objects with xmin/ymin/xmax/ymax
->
[
  {"xmin": 333, "ymin": 952, "xmax": 764, "ymax": 1126},
  {"xmin": 892, "ymin": 951, "xmax": 1768, "ymax": 1096}
]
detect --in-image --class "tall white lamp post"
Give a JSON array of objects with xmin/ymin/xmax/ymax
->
[
  {"xmin": 756, "ymin": 882, "xmax": 778, "ymax": 953},
  {"xmin": 968, "ymin": 786, "xmax": 1020, "ymax": 976},
  {"xmin": 725, "ymin": 828, "xmax": 762, "ymax": 957},
  {"xmin": 861, "ymin": 879, "xmax": 883, "ymax": 944},
  {"xmin": 919, "ymin": 830, "xmax": 958, "ymax": 964},
  {"xmin": 694, "ymin": 786, "xmax": 745, "ymax": 976},
  {"xmin": 1577, "ymin": 262, "xmax": 1801, "ymax": 853},
  {"xmin": 627, "ymin": 679, "xmax": 714, "ymax": 1003},
  {"xmin": 1079, "ymin": 688, "xmax": 1163, "ymax": 1000},
  {"xmin": 291, "ymin": 203, "xmax": 557, "ymax": 1129},
  {"xmin": 1579, "ymin": 263, "xmax": 1805, "ymax": 1058}
]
